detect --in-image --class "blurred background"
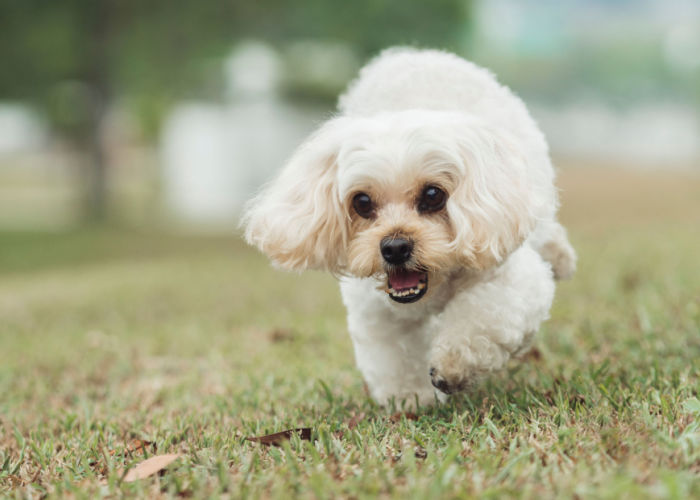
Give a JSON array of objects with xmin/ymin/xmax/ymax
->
[
  {"xmin": 1, "ymin": 6, "xmax": 699, "ymax": 495},
  {"xmin": 0, "ymin": 0, "xmax": 698, "ymax": 230}
]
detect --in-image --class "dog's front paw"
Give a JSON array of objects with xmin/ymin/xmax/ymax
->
[
  {"xmin": 429, "ymin": 350, "xmax": 475, "ymax": 395},
  {"xmin": 428, "ymin": 367, "xmax": 456, "ymax": 394}
]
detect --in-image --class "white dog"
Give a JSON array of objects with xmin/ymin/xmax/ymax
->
[{"xmin": 243, "ymin": 48, "xmax": 576, "ymax": 407}]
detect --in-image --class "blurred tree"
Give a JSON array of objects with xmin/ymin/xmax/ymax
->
[{"xmin": 0, "ymin": 0, "xmax": 471, "ymax": 221}]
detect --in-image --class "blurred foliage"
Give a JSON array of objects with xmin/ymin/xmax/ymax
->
[{"xmin": 0, "ymin": 0, "xmax": 472, "ymax": 141}]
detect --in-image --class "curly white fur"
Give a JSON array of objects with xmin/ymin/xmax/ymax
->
[{"xmin": 243, "ymin": 48, "xmax": 576, "ymax": 407}]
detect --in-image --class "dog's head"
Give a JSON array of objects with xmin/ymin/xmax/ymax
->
[{"xmin": 243, "ymin": 110, "xmax": 544, "ymax": 303}]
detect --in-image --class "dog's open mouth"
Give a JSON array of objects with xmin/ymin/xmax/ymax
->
[{"xmin": 386, "ymin": 269, "xmax": 428, "ymax": 303}]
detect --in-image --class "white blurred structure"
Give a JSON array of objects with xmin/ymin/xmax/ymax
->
[
  {"xmin": 473, "ymin": 0, "xmax": 700, "ymax": 167},
  {"xmin": 160, "ymin": 42, "xmax": 325, "ymax": 225},
  {"xmin": 532, "ymin": 102, "xmax": 700, "ymax": 166},
  {"xmin": 0, "ymin": 104, "xmax": 47, "ymax": 156}
]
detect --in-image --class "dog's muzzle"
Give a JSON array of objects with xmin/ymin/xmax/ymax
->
[{"xmin": 380, "ymin": 236, "xmax": 428, "ymax": 303}]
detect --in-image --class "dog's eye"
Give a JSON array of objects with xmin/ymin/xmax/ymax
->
[
  {"xmin": 418, "ymin": 185, "xmax": 447, "ymax": 213},
  {"xmin": 352, "ymin": 192, "xmax": 374, "ymax": 218}
]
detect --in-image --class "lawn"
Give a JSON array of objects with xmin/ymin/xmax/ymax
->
[{"xmin": 1, "ymin": 168, "xmax": 699, "ymax": 498}]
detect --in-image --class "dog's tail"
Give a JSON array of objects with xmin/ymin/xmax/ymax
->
[{"xmin": 533, "ymin": 221, "xmax": 577, "ymax": 280}]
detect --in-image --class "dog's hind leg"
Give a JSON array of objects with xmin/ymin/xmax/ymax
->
[{"xmin": 531, "ymin": 220, "xmax": 577, "ymax": 281}]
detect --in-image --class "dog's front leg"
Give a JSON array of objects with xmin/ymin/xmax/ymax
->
[
  {"xmin": 428, "ymin": 246, "xmax": 555, "ymax": 395},
  {"xmin": 349, "ymin": 325, "xmax": 438, "ymax": 408},
  {"xmin": 341, "ymin": 279, "xmax": 439, "ymax": 408}
]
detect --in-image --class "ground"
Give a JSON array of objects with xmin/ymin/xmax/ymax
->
[{"xmin": 1, "ymin": 167, "xmax": 699, "ymax": 498}]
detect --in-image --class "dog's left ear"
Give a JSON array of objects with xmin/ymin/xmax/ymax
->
[
  {"xmin": 242, "ymin": 117, "xmax": 350, "ymax": 272},
  {"xmin": 447, "ymin": 124, "xmax": 540, "ymax": 269}
]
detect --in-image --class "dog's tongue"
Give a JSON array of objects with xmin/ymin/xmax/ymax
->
[{"xmin": 388, "ymin": 270, "xmax": 424, "ymax": 290}]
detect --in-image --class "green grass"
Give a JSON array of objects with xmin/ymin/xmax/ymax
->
[{"xmin": 1, "ymin": 169, "xmax": 699, "ymax": 498}]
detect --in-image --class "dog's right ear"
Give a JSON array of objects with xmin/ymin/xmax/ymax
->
[{"xmin": 242, "ymin": 117, "xmax": 350, "ymax": 272}]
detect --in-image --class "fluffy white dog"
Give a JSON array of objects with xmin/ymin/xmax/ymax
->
[{"xmin": 243, "ymin": 48, "xmax": 576, "ymax": 407}]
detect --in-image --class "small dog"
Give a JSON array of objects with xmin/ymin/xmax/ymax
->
[{"xmin": 243, "ymin": 48, "xmax": 576, "ymax": 407}]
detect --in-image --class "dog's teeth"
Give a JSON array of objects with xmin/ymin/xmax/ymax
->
[{"xmin": 388, "ymin": 284, "xmax": 427, "ymax": 299}]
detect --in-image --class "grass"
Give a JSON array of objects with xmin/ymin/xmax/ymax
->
[{"xmin": 1, "ymin": 168, "xmax": 699, "ymax": 498}]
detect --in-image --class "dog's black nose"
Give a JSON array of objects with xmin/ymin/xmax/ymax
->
[{"xmin": 380, "ymin": 237, "xmax": 413, "ymax": 265}]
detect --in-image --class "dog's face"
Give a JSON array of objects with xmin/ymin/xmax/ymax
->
[
  {"xmin": 339, "ymin": 139, "xmax": 463, "ymax": 303},
  {"xmin": 344, "ymin": 179, "xmax": 453, "ymax": 303},
  {"xmin": 243, "ymin": 110, "xmax": 537, "ymax": 303}
]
